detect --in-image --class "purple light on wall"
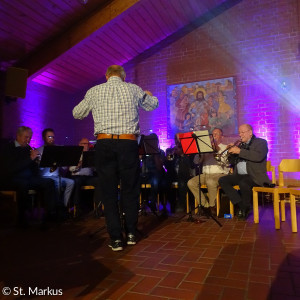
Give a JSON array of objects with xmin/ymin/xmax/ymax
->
[
  {"xmin": 242, "ymin": 84, "xmax": 280, "ymax": 164},
  {"xmin": 290, "ymin": 112, "xmax": 300, "ymax": 158},
  {"xmin": 19, "ymin": 81, "xmax": 44, "ymax": 148}
]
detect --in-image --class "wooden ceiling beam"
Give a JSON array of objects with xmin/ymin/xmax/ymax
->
[{"xmin": 17, "ymin": 0, "xmax": 140, "ymax": 77}]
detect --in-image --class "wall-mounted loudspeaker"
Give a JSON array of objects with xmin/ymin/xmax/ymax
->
[{"xmin": 5, "ymin": 67, "xmax": 28, "ymax": 99}]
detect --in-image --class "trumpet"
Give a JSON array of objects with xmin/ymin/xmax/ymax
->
[
  {"xmin": 214, "ymin": 139, "xmax": 241, "ymax": 165},
  {"xmin": 28, "ymin": 144, "xmax": 41, "ymax": 163}
]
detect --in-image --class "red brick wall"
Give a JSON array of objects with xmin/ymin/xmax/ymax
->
[
  {"xmin": 1, "ymin": 0, "xmax": 299, "ymax": 175},
  {"xmin": 122, "ymin": 0, "xmax": 300, "ymax": 170}
]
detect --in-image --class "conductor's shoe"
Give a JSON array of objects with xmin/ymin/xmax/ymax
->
[
  {"xmin": 108, "ymin": 240, "xmax": 123, "ymax": 251},
  {"xmin": 127, "ymin": 234, "xmax": 136, "ymax": 245}
]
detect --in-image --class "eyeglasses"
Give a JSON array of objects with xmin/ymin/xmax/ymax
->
[{"xmin": 47, "ymin": 136, "xmax": 54, "ymax": 139}]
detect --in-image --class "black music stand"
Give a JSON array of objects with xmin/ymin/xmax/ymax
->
[
  {"xmin": 40, "ymin": 146, "xmax": 83, "ymax": 169},
  {"xmin": 139, "ymin": 134, "xmax": 160, "ymax": 155},
  {"xmin": 82, "ymin": 151, "xmax": 96, "ymax": 168},
  {"xmin": 139, "ymin": 134, "xmax": 161, "ymax": 217},
  {"xmin": 179, "ymin": 130, "xmax": 222, "ymax": 227},
  {"xmin": 40, "ymin": 146, "xmax": 83, "ymax": 204}
]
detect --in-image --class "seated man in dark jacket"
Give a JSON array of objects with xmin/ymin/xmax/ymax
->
[
  {"xmin": 0, "ymin": 126, "xmax": 56, "ymax": 226},
  {"xmin": 219, "ymin": 124, "xmax": 271, "ymax": 220}
]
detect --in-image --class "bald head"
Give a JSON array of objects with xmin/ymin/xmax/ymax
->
[
  {"xmin": 79, "ymin": 138, "xmax": 90, "ymax": 151},
  {"xmin": 105, "ymin": 65, "xmax": 126, "ymax": 81},
  {"xmin": 239, "ymin": 124, "xmax": 253, "ymax": 143}
]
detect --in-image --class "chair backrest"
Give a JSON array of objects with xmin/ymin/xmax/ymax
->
[
  {"xmin": 278, "ymin": 159, "xmax": 300, "ymax": 186},
  {"xmin": 266, "ymin": 160, "xmax": 276, "ymax": 184}
]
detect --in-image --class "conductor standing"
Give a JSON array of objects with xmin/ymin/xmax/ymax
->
[{"xmin": 73, "ymin": 65, "xmax": 159, "ymax": 251}]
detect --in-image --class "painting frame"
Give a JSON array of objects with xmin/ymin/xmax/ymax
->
[{"xmin": 167, "ymin": 77, "xmax": 237, "ymax": 138}]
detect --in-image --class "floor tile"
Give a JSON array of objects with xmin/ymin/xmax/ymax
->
[{"xmin": 1, "ymin": 204, "xmax": 300, "ymax": 299}]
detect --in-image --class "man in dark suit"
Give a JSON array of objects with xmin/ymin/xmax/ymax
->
[
  {"xmin": 218, "ymin": 124, "xmax": 271, "ymax": 220},
  {"xmin": 0, "ymin": 126, "xmax": 56, "ymax": 226}
]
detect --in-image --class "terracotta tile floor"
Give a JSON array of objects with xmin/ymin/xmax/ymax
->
[{"xmin": 1, "ymin": 202, "xmax": 300, "ymax": 300}]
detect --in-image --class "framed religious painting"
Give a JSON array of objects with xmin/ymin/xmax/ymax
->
[{"xmin": 167, "ymin": 77, "xmax": 237, "ymax": 138}]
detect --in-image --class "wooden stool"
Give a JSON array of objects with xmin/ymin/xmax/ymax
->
[
  {"xmin": 79, "ymin": 185, "xmax": 96, "ymax": 217},
  {"xmin": 216, "ymin": 186, "xmax": 236, "ymax": 217},
  {"xmin": 0, "ymin": 191, "xmax": 17, "ymax": 202}
]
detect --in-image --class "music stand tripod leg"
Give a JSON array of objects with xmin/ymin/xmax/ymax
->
[
  {"xmin": 179, "ymin": 131, "xmax": 222, "ymax": 227},
  {"xmin": 186, "ymin": 190, "xmax": 198, "ymax": 222},
  {"xmin": 185, "ymin": 164, "xmax": 206, "ymax": 224}
]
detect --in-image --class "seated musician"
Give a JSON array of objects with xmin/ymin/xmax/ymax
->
[
  {"xmin": 38, "ymin": 128, "xmax": 74, "ymax": 210},
  {"xmin": 69, "ymin": 138, "xmax": 100, "ymax": 215},
  {"xmin": 0, "ymin": 126, "xmax": 56, "ymax": 227},
  {"xmin": 187, "ymin": 128, "xmax": 230, "ymax": 216},
  {"xmin": 218, "ymin": 124, "xmax": 271, "ymax": 220}
]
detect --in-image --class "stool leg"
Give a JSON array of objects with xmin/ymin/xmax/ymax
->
[
  {"xmin": 216, "ymin": 188, "xmax": 220, "ymax": 217},
  {"xmin": 290, "ymin": 194, "xmax": 297, "ymax": 233},
  {"xmin": 273, "ymin": 190, "xmax": 280, "ymax": 230},
  {"xmin": 229, "ymin": 202, "xmax": 234, "ymax": 216},
  {"xmin": 186, "ymin": 192, "xmax": 189, "ymax": 213},
  {"xmin": 280, "ymin": 195, "xmax": 286, "ymax": 222},
  {"xmin": 253, "ymin": 190, "xmax": 259, "ymax": 224}
]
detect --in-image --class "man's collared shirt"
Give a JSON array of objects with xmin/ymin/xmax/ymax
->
[
  {"xmin": 237, "ymin": 138, "xmax": 251, "ymax": 175},
  {"xmin": 202, "ymin": 143, "xmax": 230, "ymax": 174},
  {"xmin": 73, "ymin": 76, "xmax": 159, "ymax": 135},
  {"xmin": 14, "ymin": 140, "xmax": 21, "ymax": 147}
]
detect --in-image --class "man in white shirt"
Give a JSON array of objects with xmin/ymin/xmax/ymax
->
[{"xmin": 187, "ymin": 128, "xmax": 229, "ymax": 216}]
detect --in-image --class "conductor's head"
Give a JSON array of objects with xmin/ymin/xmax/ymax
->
[{"xmin": 105, "ymin": 65, "xmax": 126, "ymax": 81}]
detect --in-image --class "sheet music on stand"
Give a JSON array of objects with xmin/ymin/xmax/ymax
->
[{"xmin": 178, "ymin": 130, "xmax": 214, "ymax": 155}]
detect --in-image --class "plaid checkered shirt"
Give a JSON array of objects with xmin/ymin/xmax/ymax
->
[{"xmin": 73, "ymin": 76, "xmax": 159, "ymax": 135}]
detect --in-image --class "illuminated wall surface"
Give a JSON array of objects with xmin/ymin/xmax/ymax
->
[
  {"xmin": 1, "ymin": 82, "xmax": 75, "ymax": 148},
  {"xmin": 124, "ymin": 0, "xmax": 300, "ymax": 170},
  {"xmin": 1, "ymin": 0, "xmax": 299, "ymax": 173}
]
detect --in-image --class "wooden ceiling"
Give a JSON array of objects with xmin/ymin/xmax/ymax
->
[{"xmin": 0, "ymin": 0, "xmax": 240, "ymax": 94}]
